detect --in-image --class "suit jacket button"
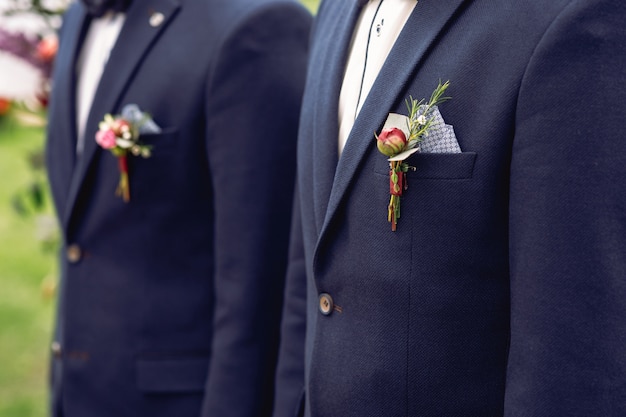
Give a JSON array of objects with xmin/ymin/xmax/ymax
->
[
  {"xmin": 319, "ymin": 293, "xmax": 334, "ymax": 316},
  {"xmin": 66, "ymin": 244, "xmax": 82, "ymax": 263},
  {"xmin": 51, "ymin": 341, "xmax": 62, "ymax": 358}
]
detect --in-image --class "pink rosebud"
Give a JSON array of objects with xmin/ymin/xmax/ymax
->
[
  {"xmin": 111, "ymin": 118, "xmax": 131, "ymax": 136},
  {"xmin": 96, "ymin": 129, "xmax": 117, "ymax": 149},
  {"xmin": 376, "ymin": 127, "xmax": 407, "ymax": 157}
]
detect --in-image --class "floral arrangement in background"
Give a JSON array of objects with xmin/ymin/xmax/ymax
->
[
  {"xmin": 0, "ymin": 28, "xmax": 57, "ymax": 107},
  {"xmin": 0, "ymin": 0, "xmax": 69, "ymax": 109},
  {"xmin": 1, "ymin": 0, "xmax": 70, "ymax": 298}
]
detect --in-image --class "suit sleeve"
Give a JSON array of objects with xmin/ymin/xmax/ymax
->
[
  {"xmin": 201, "ymin": 4, "xmax": 311, "ymax": 417},
  {"xmin": 505, "ymin": 0, "xmax": 626, "ymax": 415},
  {"xmin": 273, "ymin": 187, "xmax": 307, "ymax": 417}
]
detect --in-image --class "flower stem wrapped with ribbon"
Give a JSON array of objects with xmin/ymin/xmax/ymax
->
[
  {"xmin": 95, "ymin": 104, "xmax": 161, "ymax": 202},
  {"xmin": 375, "ymin": 80, "xmax": 451, "ymax": 231}
]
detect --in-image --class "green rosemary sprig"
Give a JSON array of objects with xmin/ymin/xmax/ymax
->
[{"xmin": 405, "ymin": 80, "xmax": 451, "ymax": 148}]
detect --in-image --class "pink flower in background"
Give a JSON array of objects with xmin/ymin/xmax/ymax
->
[
  {"xmin": 0, "ymin": 0, "xmax": 69, "ymax": 107},
  {"xmin": 0, "ymin": 28, "xmax": 55, "ymax": 79},
  {"xmin": 0, "ymin": 28, "xmax": 58, "ymax": 107},
  {"xmin": 36, "ymin": 36, "xmax": 58, "ymax": 62},
  {"xmin": 96, "ymin": 129, "xmax": 117, "ymax": 149}
]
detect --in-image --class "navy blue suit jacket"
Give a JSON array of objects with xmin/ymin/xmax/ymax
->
[
  {"xmin": 274, "ymin": 0, "xmax": 626, "ymax": 416},
  {"xmin": 45, "ymin": 0, "xmax": 311, "ymax": 416}
]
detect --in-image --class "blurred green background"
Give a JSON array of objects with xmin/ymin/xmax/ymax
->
[
  {"xmin": 0, "ymin": 0, "xmax": 319, "ymax": 415},
  {"xmin": 0, "ymin": 114, "xmax": 57, "ymax": 416},
  {"xmin": 301, "ymin": 0, "xmax": 318, "ymax": 12}
]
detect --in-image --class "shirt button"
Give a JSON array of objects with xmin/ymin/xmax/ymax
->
[
  {"xmin": 51, "ymin": 341, "xmax": 62, "ymax": 358},
  {"xmin": 319, "ymin": 293, "xmax": 334, "ymax": 316},
  {"xmin": 66, "ymin": 244, "xmax": 82, "ymax": 263}
]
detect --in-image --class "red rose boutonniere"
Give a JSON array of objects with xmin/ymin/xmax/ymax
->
[
  {"xmin": 375, "ymin": 80, "xmax": 451, "ymax": 231},
  {"xmin": 95, "ymin": 104, "xmax": 161, "ymax": 202}
]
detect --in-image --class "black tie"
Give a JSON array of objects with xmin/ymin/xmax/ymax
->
[{"xmin": 80, "ymin": 0, "xmax": 132, "ymax": 17}]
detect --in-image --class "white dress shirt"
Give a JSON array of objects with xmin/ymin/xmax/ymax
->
[
  {"xmin": 76, "ymin": 13, "xmax": 125, "ymax": 153},
  {"xmin": 338, "ymin": 0, "xmax": 417, "ymax": 154}
]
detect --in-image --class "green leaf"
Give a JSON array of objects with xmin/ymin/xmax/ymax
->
[{"xmin": 28, "ymin": 182, "xmax": 44, "ymax": 209}]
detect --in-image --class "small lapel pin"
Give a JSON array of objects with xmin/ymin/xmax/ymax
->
[{"xmin": 149, "ymin": 11, "xmax": 164, "ymax": 27}]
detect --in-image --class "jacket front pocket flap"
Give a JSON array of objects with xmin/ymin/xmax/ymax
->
[
  {"xmin": 375, "ymin": 152, "xmax": 477, "ymax": 179},
  {"xmin": 136, "ymin": 356, "xmax": 208, "ymax": 393}
]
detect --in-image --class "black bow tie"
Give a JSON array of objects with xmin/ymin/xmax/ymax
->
[
  {"xmin": 358, "ymin": 0, "xmax": 418, "ymax": 5},
  {"xmin": 80, "ymin": 0, "xmax": 132, "ymax": 17}
]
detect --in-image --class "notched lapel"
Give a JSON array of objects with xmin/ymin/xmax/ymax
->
[
  {"xmin": 316, "ymin": 0, "xmax": 471, "ymax": 249},
  {"xmin": 55, "ymin": 6, "xmax": 90, "ymax": 165},
  {"xmin": 46, "ymin": 5, "xmax": 89, "ymax": 231},
  {"xmin": 63, "ymin": 0, "xmax": 181, "ymax": 226},
  {"xmin": 310, "ymin": 0, "xmax": 364, "ymax": 235}
]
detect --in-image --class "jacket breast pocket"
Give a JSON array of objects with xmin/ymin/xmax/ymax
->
[
  {"xmin": 136, "ymin": 356, "xmax": 209, "ymax": 393},
  {"xmin": 139, "ymin": 128, "xmax": 179, "ymax": 157},
  {"xmin": 128, "ymin": 128, "xmax": 181, "ymax": 200},
  {"xmin": 374, "ymin": 152, "xmax": 477, "ymax": 180}
]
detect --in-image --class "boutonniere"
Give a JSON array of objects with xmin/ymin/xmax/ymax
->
[
  {"xmin": 95, "ymin": 104, "xmax": 161, "ymax": 202},
  {"xmin": 375, "ymin": 80, "xmax": 451, "ymax": 231}
]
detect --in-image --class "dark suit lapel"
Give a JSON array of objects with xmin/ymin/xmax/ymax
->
[
  {"xmin": 63, "ymin": 0, "xmax": 180, "ymax": 226},
  {"xmin": 311, "ymin": 0, "xmax": 364, "ymax": 234},
  {"xmin": 317, "ymin": 0, "xmax": 470, "ymax": 242},
  {"xmin": 46, "ymin": 5, "xmax": 89, "ymax": 230}
]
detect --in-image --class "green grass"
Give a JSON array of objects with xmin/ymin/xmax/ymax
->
[
  {"xmin": 0, "ymin": 115, "xmax": 56, "ymax": 417},
  {"xmin": 301, "ymin": 0, "xmax": 319, "ymax": 12}
]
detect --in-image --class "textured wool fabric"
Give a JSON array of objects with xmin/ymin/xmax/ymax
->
[
  {"xmin": 273, "ymin": 0, "xmax": 626, "ymax": 416},
  {"xmin": 45, "ymin": 1, "xmax": 311, "ymax": 416}
]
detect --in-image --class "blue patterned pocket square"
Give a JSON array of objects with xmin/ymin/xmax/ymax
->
[{"xmin": 418, "ymin": 106, "xmax": 461, "ymax": 153}]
